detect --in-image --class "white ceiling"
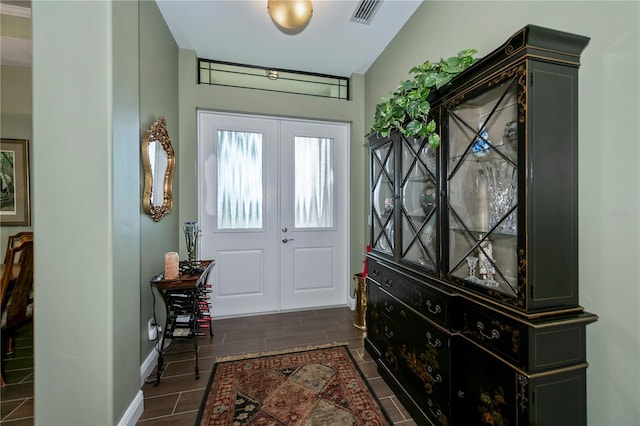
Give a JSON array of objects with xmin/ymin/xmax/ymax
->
[
  {"xmin": 156, "ymin": 0, "xmax": 423, "ymax": 76},
  {"xmin": 0, "ymin": 0, "xmax": 422, "ymax": 77}
]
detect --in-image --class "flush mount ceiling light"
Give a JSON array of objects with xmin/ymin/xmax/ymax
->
[{"xmin": 267, "ymin": 0, "xmax": 313, "ymax": 34}]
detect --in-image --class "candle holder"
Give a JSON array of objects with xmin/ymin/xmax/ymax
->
[{"xmin": 183, "ymin": 221, "xmax": 200, "ymax": 266}]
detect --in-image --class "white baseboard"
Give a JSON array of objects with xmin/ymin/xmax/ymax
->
[
  {"xmin": 140, "ymin": 345, "xmax": 159, "ymax": 387},
  {"xmin": 125, "ymin": 345, "xmax": 164, "ymax": 426},
  {"xmin": 121, "ymin": 345, "xmax": 164, "ymax": 426},
  {"xmin": 117, "ymin": 390, "xmax": 144, "ymax": 426}
]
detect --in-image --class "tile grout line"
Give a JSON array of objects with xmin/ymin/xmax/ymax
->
[
  {"xmin": 170, "ymin": 392, "xmax": 182, "ymax": 415},
  {"xmin": 1, "ymin": 398, "xmax": 29, "ymax": 423},
  {"xmin": 389, "ymin": 396, "xmax": 410, "ymax": 421},
  {"xmin": 137, "ymin": 408, "xmax": 199, "ymax": 423}
]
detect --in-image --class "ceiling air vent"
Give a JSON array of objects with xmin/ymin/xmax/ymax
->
[{"xmin": 350, "ymin": 0, "xmax": 383, "ymax": 25}]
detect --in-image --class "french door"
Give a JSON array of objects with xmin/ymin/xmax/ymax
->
[{"xmin": 197, "ymin": 111, "xmax": 349, "ymax": 317}]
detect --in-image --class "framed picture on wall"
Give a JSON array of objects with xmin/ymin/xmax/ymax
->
[{"xmin": 0, "ymin": 139, "xmax": 31, "ymax": 226}]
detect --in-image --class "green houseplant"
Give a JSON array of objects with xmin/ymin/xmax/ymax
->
[{"xmin": 370, "ymin": 49, "xmax": 478, "ymax": 149}]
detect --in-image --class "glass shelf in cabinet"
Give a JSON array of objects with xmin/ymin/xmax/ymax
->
[
  {"xmin": 463, "ymin": 274, "xmax": 517, "ymax": 295},
  {"xmin": 404, "ymin": 212, "xmax": 429, "ymax": 221},
  {"xmin": 375, "ymin": 177, "xmax": 393, "ymax": 185},
  {"xmin": 448, "ymin": 142, "xmax": 517, "ymax": 164},
  {"xmin": 404, "ymin": 174, "xmax": 436, "ymax": 183},
  {"xmin": 449, "ymin": 227, "xmax": 517, "ymax": 238},
  {"xmin": 453, "ymin": 254, "xmax": 518, "ymax": 295},
  {"xmin": 374, "ymin": 209, "xmax": 394, "ymax": 220}
]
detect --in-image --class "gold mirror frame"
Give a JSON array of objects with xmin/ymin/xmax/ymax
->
[{"xmin": 142, "ymin": 117, "xmax": 175, "ymax": 222}]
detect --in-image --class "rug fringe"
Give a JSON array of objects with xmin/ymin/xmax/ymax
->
[{"xmin": 214, "ymin": 341, "xmax": 350, "ymax": 363}]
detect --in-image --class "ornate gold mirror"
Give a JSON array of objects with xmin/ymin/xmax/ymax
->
[{"xmin": 142, "ymin": 117, "xmax": 175, "ymax": 222}]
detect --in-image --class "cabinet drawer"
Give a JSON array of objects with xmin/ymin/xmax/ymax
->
[
  {"xmin": 369, "ymin": 258, "xmax": 449, "ymax": 326},
  {"xmin": 409, "ymin": 321, "xmax": 451, "ymax": 404},
  {"xmin": 459, "ymin": 303, "xmax": 525, "ymax": 367},
  {"xmin": 376, "ymin": 315, "xmax": 403, "ymax": 374},
  {"xmin": 378, "ymin": 287, "xmax": 451, "ymax": 379},
  {"xmin": 377, "ymin": 287, "xmax": 410, "ymax": 325},
  {"xmin": 459, "ymin": 301, "xmax": 594, "ymax": 372},
  {"xmin": 376, "ymin": 293, "xmax": 452, "ymax": 424}
]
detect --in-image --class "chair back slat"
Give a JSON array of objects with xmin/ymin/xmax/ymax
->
[
  {"xmin": 4, "ymin": 232, "xmax": 33, "ymax": 264},
  {"xmin": 1, "ymin": 239, "xmax": 34, "ymax": 327}
]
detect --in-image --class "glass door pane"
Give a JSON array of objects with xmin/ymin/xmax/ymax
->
[
  {"xmin": 372, "ymin": 141, "xmax": 394, "ymax": 255},
  {"xmin": 294, "ymin": 136, "xmax": 334, "ymax": 228},
  {"xmin": 217, "ymin": 130, "xmax": 263, "ymax": 229},
  {"xmin": 401, "ymin": 135, "xmax": 437, "ymax": 269},
  {"xmin": 447, "ymin": 78, "xmax": 519, "ymax": 296}
]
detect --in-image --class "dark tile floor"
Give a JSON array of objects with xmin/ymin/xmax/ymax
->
[
  {"xmin": 0, "ymin": 324, "xmax": 34, "ymax": 426},
  {"xmin": 1, "ymin": 307, "xmax": 416, "ymax": 425}
]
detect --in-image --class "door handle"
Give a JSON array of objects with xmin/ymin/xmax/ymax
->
[
  {"xmin": 282, "ymin": 227, "xmax": 288, "ymax": 232},
  {"xmin": 282, "ymin": 238, "xmax": 294, "ymax": 243}
]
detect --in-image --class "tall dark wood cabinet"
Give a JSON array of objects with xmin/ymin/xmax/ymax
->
[{"xmin": 366, "ymin": 25, "xmax": 597, "ymax": 426}]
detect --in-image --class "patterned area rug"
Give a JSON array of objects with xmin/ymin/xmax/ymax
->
[{"xmin": 196, "ymin": 343, "xmax": 391, "ymax": 425}]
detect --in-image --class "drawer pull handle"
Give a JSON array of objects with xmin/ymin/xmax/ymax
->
[
  {"xmin": 384, "ymin": 278, "xmax": 393, "ymax": 287},
  {"xmin": 427, "ymin": 399, "xmax": 443, "ymax": 418},
  {"xmin": 372, "ymin": 269, "xmax": 380, "ymax": 277},
  {"xmin": 384, "ymin": 352, "xmax": 397, "ymax": 367},
  {"xmin": 385, "ymin": 327, "xmax": 394, "ymax": 338},
  {"xmin": 384, "ymin": 301, "xmax": 394, "ymax": 313},
  {"xmin": 457, "ymin": 391, "xmax": 465, "ymax": 398},
  {"xmin": 426, "ymin": 300, "xmax": 441, "ymax": 315},
  {"xmin": 427, "ymin": 365, "xmax": 443, "ymax": 383},
  {"xmin": 476, "ymin": 321, "xmax": 500, "ymax": 340},
  {"xmin": 426, "ymin": 332, "xmax": 441, "ymax": 348}
]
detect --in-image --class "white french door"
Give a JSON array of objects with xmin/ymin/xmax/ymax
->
[{"xmin": 197, "ymin": 111, "xmax": 349, "ymax": 317}]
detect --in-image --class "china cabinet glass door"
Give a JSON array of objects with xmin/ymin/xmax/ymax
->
[
  {"xmin": 446, "ymin": 78, "xmax": 519, "ymax": 297},
  {"xmin": 371, "ymin": 140, "xmax": 395, "ymax": 255},
  {"xmin": 400, "ymin": 135, "xmax": 438, "ymax": 269}
]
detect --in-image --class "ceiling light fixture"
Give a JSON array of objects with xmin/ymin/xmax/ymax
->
[{"xmin": 267, "ymin": 0, "xmax": 313, "ymax": 33}]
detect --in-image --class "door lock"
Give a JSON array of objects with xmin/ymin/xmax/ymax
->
[{"xmin": 282, "ymin": 227, "xmax": 288, "ymax": 232}]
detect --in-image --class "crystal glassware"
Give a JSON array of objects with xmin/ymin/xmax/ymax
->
[
  {"xmin": 482, "ymin": 160, "xmax": 517, "ymax": 234},
  {"xmin": 466, "ymin": 256, "xmax": 479, "ymax": 280}
]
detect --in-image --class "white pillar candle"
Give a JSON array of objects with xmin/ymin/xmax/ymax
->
[{"xmin": 164, "ymin": 252, "xmax": 179, "ymax": 280}]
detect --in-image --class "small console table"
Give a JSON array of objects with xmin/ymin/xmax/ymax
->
[{"xmin": 150, "ymin": 260, "xmax": 214, "ymax": 385}]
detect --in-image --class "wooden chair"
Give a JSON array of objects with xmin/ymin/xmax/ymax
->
[
  {"xmin": 5, "ymin": 232, "xmax": 33, "ymax": 255},
  {"xmin": 1, "ymin": 232, "xmax": 33, "ymax": 284},
  {"xmin": 0, "ymin": 239, "xmax": 34, "ymax": 386}
]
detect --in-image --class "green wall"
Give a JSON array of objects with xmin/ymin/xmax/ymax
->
[
  {"xmin": 33, "ymin": 0, "xmax": 114, "ymax": 422},
  {"xmin": 27, "ymin": 0, "xmax": 178, "ymax": 422},
  {"xmin": 32, "ymin": 0, "xmax": 142, "ymax": 423},
  {"xmin": 138, "ymin": 0, "xmax": 179, "ymax": 365},
  {"xmin": 365, "ymin": 2, "xmax": 640, "ymax": 424},
  {"xmin": 112, "ymin": 0, "xmax": 142, "ymax": 420},
  {"xmin": 177, "ymin": 50, "xmax": 368, "ymax": 286}
]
